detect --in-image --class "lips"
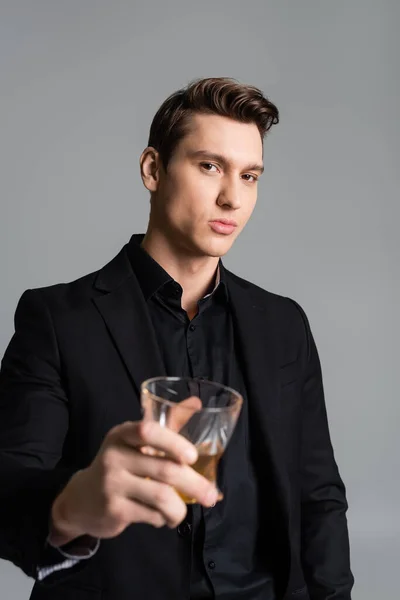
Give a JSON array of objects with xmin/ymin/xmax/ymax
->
[{"xmin": 209, "ymin": 220, "xmax": 238, "ymax": 235}]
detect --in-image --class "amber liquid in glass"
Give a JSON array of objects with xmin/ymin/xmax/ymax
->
[{"xmin": 178, "ymin": 444, "xmax": 224, "ymax": 504}]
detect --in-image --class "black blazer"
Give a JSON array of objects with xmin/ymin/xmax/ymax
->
[{"xmin": 0, "ymin": 239, "xmax": 353, "ymax": 600}]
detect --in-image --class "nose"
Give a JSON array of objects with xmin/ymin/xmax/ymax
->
[{"xmin": 217, "ymin": 178, "xmax": 241, "ymax": 210}]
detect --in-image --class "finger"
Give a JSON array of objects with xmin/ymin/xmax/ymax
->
[
  {"xmin": 128, "ymin": 475, "xmax": 187, "ymax": 528},
  {"xmin": 126, "ymin": 451, "xmax": 218, "ymax": 508},
  {"xmin": 117, "ymin": 496, "xmax": 167, "ymax": 529},
  {"xmin": 166, "ymin": 396, "xmax": 202, "ymax": 432},
  {"xmin": 116, "ymin": 421, "xmax": 198, "ymax": 465}
]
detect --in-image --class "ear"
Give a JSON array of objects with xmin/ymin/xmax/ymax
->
[{"xmin": 140, "ymin": 147, "xmax": 163, "ymax": 192}]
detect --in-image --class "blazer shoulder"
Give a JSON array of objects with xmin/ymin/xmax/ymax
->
[
  {"xmin": 20, "ymin": 269, "xmax": 99, "ymax": 308},
  {"xmin": 226, "ymin": 269, "xmax": 311, "ymax": 340},
  {"xmin": 18, "ymin": 244, "xmax": 131, "ymax": 310}
]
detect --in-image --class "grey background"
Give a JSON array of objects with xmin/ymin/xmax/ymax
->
[{"xmin": 0, "ymin": 1, "xmax": 398, "ymax": 598}]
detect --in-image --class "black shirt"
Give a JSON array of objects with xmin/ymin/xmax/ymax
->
[{"xmin": 128, "ymin": 235, "xmax": 276, "ymax": 600}]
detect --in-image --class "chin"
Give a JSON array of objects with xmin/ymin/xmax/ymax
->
[{"xmin": 197, "ymin": 235, "xmax": 235, "ymax": 258}]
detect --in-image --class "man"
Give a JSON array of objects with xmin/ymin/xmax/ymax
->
[{"xmin": 0, "ymin": 77, "xmax": 353, "ymax": 599}]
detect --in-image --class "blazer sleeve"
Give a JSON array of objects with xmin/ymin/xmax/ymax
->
[
  {"xmin": 293, "ymin": 301, "xmax": 354, "ymax": 599},
  {"xmin": 0, "ymin": 289, "xmax": 77, "ymax": 578}
]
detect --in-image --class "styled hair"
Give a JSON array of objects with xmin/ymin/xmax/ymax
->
[{"xmin": 147, "ymin": 77, "xmax": 279, "ymax": 170}]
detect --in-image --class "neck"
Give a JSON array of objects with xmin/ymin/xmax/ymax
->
[{"xmin": 141, "ymin": 227, "xmax": 220, "ymax": 319}]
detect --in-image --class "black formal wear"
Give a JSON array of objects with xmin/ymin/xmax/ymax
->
[
  {"xmin": 128, "ymin": 237, "xmax": 276, "ymax": 599},
  {"xmin": 0, "ymin": 234, "xmax": 354, "ymax": 600}
]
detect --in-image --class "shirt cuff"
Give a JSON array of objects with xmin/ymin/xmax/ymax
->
[{"xmin": 36, "ymin": 535, "xmax": 100, "ymax": 581}]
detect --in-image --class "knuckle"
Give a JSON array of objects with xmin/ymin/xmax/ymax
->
[
  {"xmin": 106, "ymin": 498, "xmax": 125, "ymax": 523},
  {"xmin": 130, "ymin": 504, "xmax": 164, "ymax": 529},
  {"xmin": 158, "ymin": 460, "xmax": 178, "ymax": 484},
  {"xmin": 107, "ymin": 423, "xmax": 120, "ymax": 436},
  {"xmin": 105, "ymin": 423, "xmax": 123, "ymax": 443},
  {"xmin": 102, "ymin": 470, "xmax": 119, "ymax": 498},
  {"xmin": 153, "ymin": 483, "xmax": 174, "ymax": 507},
  {"xmin": 101, "ymin": 447, "xmax": 119, "ymax": 471},
  {"xmin": 137, "ymin": 420, "xmax": 153, "ymax": 442},
  {"xmin": 107, "ymin": 421, "xmax": 135, "ymax": 445},
  {"xmin": 177, "ymin": 502, "xmax": 187, "ymax": 523},
  {"xmin": 151, "ymin": 512, "xmax": 166, "ymax": 529},
  {"xmin": 169, "ymin": 503, "xmax": 187, "ymax": 528},
  {"xmin": 129, "ymin": 504, "xmax": 144, "ymax": 524}
]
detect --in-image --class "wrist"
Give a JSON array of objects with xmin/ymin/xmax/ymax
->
[{"xmin": 49, "ymin": 479, "xmax": 86, "ymax": 547}]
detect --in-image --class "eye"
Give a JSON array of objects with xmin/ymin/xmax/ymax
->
[
  {"xmin": 200, "ymin": 163, "xmax": 219, "ymax": 173},
  {"xmin": 242, "ymin": 174, "xmax": 258, "ymax": 183}
]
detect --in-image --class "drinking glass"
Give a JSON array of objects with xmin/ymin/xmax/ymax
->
[{"xmin": 140, "ymin": 376, "xmax": 243, "ymax": 504}]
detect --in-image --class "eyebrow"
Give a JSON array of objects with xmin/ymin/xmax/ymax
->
[{"xmin": 187, "ymin": 150, "xmax": 264, "ymax": 175}]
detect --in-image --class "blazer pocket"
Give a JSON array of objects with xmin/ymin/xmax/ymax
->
[{"xmin": 279, "ymin": 359, "xmax": 299, "ymax": 388}]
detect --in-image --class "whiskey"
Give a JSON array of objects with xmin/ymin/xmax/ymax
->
[{"xmin": 178, "ymin": 444, "xmax": 224, "ymax": 504}]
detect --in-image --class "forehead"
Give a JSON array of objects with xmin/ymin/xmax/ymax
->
[{"xmin": 178, "ymin": 113, "xmax": 263, "ymax": 161}]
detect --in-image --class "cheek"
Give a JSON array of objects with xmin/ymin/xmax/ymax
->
[
  {"xmin": 242, "ymin": 195, "xmax": 257, "ymax": 222},
  {"xmin": 162, "ymin": 190, "xmax": 207, "ymax": 227},
  {"xmin": 169, "ymin": 179, "xmax": 212, "ymax": 219}
]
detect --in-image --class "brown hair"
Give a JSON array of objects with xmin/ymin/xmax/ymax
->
[{"xmin": 147, "ymin": 77, "xmax": 279, "ymax": 170}]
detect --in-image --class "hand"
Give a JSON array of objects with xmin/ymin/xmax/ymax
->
[{"xmin": 50, "ymin": 420, "xmax": 218, "ymax": 546}]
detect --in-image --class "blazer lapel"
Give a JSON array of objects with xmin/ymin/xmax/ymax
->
[
  {"xmin": 93, "ymin": 246, "xmax": 166, "ymax": 398},
  {"xmin": 226, "ymin": 270, "xmax": 291, "ymax": 523}
]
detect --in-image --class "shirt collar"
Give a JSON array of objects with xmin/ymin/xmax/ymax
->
[{"xmin": 126, "ymin": 234, "xmax": 228, "ymax": 303}]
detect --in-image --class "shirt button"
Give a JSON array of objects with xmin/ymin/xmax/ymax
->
[
  {"xmin": 208, "ymin": 560, "xmax": 216, "ymax": 570},
  {"xmin": 189, "ymin": 324, "xmax": 196, "ymax": 331},
  {"xmin": 177, "ymin": 522, "xmax": 191, "ymax": 538}
]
